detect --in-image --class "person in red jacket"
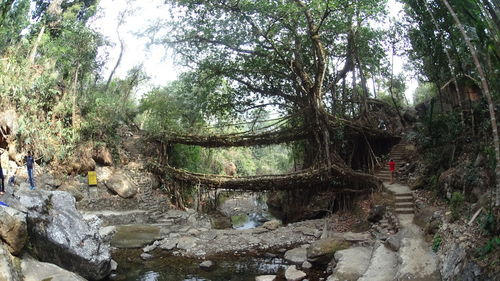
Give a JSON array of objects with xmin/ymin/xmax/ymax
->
[{"xmin": 388, "ymin": 159, "xmax": 396, "ymax": 184}]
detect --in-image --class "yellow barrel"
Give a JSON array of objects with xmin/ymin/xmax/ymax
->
[{"xmin": 88, "ymin": 171, "xmax": 97, "ymax": 186}]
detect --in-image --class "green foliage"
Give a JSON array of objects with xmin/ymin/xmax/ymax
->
[
  {"xmin": 417, "ymin": 111, "xmax": 463, "ymax": 148},
  {"xmin": 413, "ymin": 82, "xmax": 437, "ymax": 104},
  {"xmin": 449, "ymin": 192, "xmax": 465, "ymax": 221},
  {"xmin": 432, "ymin": 233, "xmax": 442, "ymax": 252},
  {"xmin": 480, "ymin": 212, "xmax": 497, "ymax": 236},
  {"xmin": 464, "ymin": 163, "xmax": 479, "ymax": 187},
  {"xmin": 477, "ymin": 236, "xmax": 500, "ymax": 257},
  {"xmin": 0, "ymin": 0, "xmax": 30, "ymax": 54}
]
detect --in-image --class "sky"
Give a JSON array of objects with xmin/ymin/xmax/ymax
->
[{"xmin": 90, "ymin": 0, "xmax": 417, "ymax": 101}]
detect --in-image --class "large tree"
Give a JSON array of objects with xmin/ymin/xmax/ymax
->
[{"xmin": 151, "ymin": 0, "xmax": 389, "ymax": 170}]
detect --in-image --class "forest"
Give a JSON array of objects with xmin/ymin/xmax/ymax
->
[{"xmin": 0, "ymin": 0, "xmax": 499, "ymax": 280}]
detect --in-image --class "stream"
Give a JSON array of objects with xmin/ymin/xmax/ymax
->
[
  {"xmin": 107, "ymin": 249, "xmax": 293, "ymax": 281},
  {"xmin": 107, "ymin": 192, "xmax": 307, "ymax": 281}
]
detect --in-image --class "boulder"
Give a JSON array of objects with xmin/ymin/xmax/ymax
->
[
  {"xmin": 0, "ymin": 242, "xmax": 22, "ymax": 281},
  {"xmin": 140, "ymin": 253, "xmax": 154, "ymax": 260},
  {"xmin": 96, "ymin": 166, "xmax": 114, "ymax": 182},
  {"xmin": 284, "ymin": 247, "xmax": 308, "ymax": 264},
  {"xmin": 0, "ymin": 206, "xmax": 28, "ymax": 255},
  {"xmin": 328, "ymin": 247, "xmax": 372, "ymax": 281},
  {"xmin": 104, "ymin": 170, "xmax": 137, "ymax": 198},
  {"xmin": 285, "ymin": 265, "xmax": 306, "ymax": 281},
  {"xmin": 17, "ymin": 190, "xmax": 111, "ymax": 280},
  {"xmin": 0, "ymin": 109, "xmax": 19, "ymax": 136},
  {"xmin": 21, "ymin": 254, "xmax": 86, "ymax": 281},
  {"xmin": 385, "ymin": 233, "xmax": 402, "ymax": 252},
  {"xmin": 262, "ymin": 219, "xmax": 281, "ymax": 230},
  {"xmin": 210, "ymin": 212, "xmax": 232, "ymax": 229},
  {"xmin": 37, "ymin": 173, "xmax": 63, "ymax": 189},
  {"xmin": 307, "ymin": 238, "xmax": 350, "ymax": 265},
  {"xmin": 367, "ymin": 205, "xmax": 386, "ymax": 223},
  {"xmin": 93, "ymin": 146, "xmax": 113, "ymax": 166},
  {"xmin": 58, "ymin": 179, "xmax": 85, "ymax": 201},
  {"xmin": 199, "ymin": 260, "xmax": 216, "ymax": 271},
  {"xmin": 301, "ymin": 261, "xmax": 312, "ymax": 269}
]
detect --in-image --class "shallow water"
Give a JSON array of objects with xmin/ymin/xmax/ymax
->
[{"xmin": 108, "ymin": 249, "xmax": 291, "ymax": 281}]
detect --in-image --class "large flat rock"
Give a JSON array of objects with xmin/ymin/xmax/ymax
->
[
  {"xmin": 327, "ymin": 246, "xmax": 372, "ymax": 281},
  {"xmin": 21, "ymin": 255, "xmax": 86, "ymax": 281},
  {"xmin": 358, "ymin": 243, "xmax": 397, "ymax": 281}
]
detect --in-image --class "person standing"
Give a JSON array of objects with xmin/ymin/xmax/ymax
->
[
  {"xmin": 0, "ymin": 159, "xmax": 5, "ymax": 195},
  {"xmin": 25, "ymin": 151, "xmax": 36, "ymax": 190},
  {"xmin": 388, "ymin": 159, "xmax": 396, "ymax": 184}
]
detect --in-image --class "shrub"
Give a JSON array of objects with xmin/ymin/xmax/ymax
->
[
  {"xmin": 450, "ymin": 192, "xmax": 465, "ymax": 222},
  {"xmin": 432, "ymin": 234, "xmax": 442, "ymax": 252}
]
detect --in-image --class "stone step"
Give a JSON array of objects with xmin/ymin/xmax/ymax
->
[
  {"xmin": 395, "ymin": 208, "xmax": 414, "ymax": 214},
  {"xmin": 395, "ymin": 202, "xmax": 414, "ymax": 208},
  {"xmin": 395, "ymin": 197, "xmax": 413, "ymax": 203},
  {"xmin": 394, "ymin": 192, "xmax": 413, "ymax": 197}
]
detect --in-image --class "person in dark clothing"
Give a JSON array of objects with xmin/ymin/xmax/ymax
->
[
  {"xmin": 25, "ymin": 151, "xmax": 35, "ymax": 190},
  {"xmin": 0, "ymin": 160, "xmax": 5, "ymax": 195}
]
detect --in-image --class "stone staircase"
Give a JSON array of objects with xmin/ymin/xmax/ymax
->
[
  {"xmin": 80, "ymin": 131, "xmax": 169, "ymax": 226},
  {"xmin": 374, "ymin": 142, "xmax": 415, "ymax": 215},
  {"xmin": 328, "ymin": 179, "xmax": 441, "ymax": 280}
]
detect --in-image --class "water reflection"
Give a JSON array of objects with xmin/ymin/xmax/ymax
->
[
  {"xmin": 109, "ymin": 250, "xmax": 289, "ymax": 281},
  {"xmin": 218, "ymin": 192, "xmax": 278, "ymax": 230}
]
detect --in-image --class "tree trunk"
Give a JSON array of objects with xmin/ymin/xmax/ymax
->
[
  {"xmin": 105, "ymin": 11, "xmax": 127, "ymax": 90},
  {"xmin": 72, "ymin": 63, "xmax": 81, "ymax": 132},
  {"xmin": 389, "ymin": 47, "xmax": 405, "ymax": 128},
  {"xmin": 28, "ymin": 26, "xmax": 45, "ymax": 64},
  {"xmin": 442, "ymin": 0, "xmax": 500, "ymax": 206}
]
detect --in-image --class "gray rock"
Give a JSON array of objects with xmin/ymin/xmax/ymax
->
[
  {"xmin": 17, "ymin": 190, "xmax": 111, "ymax": 280},
  {"xmin": 357, "ymin": 243, "xmax": 398, "ymax": 281},
  {"xmin": 255, "ymin": 275, "xmax": 276, "ymax": 281},
  {"xmin": 103, "ymin": 170, "xmax": 137, "ymax": 198},
  {"xmin": 21, "ymin": 254, "xmax": 86, "ymax": 281},
  {"xmin": 385, "ymin": 233, "xmax": 402, "ymax": 252},
  {"xmin": 367, "ymin": 205, "xmax": 386, "ymax": 223},
  {"xmin": 262, "ymin": 219, "xmax": 281, "ymax": 230},
  {"xmin": 199, "ymin": 260, "xmax": 216, "ymax": 271},
  {"xmin": 143, "ymin": 242, "xmax": 158, "ymax": 253},
  {"xmin": 0, "ymin": 243, "xmax": 22, "ymax": 281},
  {"xmin": 328, "ymin": 247, "xmax": 372, "ymax": 281},
  {"xmin": 285, "ymin": 265, "xmax": 307, "ymax": 281},
  {"xmin": 177, "ymin": 236, "xmax": 199, "ymax": 250},
  {"xmin": 0, "ymin": 206, "xmax": 27, "ymax": 255},
  {"xmin": 110, "ymin": 259, "xmax": 118, "ymax": 271},
  {"xmin": 284, "ymin": 247, "xmax": 308, "ymax": 264},
  {"xmin": 301, "ymin": 261, "xmax": 312, "ymax": 269},
  {"xmin": 159, "ymin": 238, "xmax": 178, "ymax": 250},
  {"xmin": 58, "ymin": 180, "xmax": 84, "ymax": 202},
  {"xmin": 100, "ymin": 226, "xmax": 117, "ymax": 243},
  {"xmin": 140, "ymin": 253, "xmax": 154, "ymax": 260},
  {"xmin": 307, "ymin": 238, "xmax": 350, "ymax": 265}
]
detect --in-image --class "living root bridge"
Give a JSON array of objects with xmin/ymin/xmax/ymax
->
[
  {"xmin": 161, "ymin": 127, "xmax": 308, "ymax": 147},
  {"xmin": 153, "ymin": 164, "xmax": 382, "ymax": 192}
]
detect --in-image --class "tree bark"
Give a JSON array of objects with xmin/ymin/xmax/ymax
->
[
  {"xmin": 72, "ymin": 63, "xmax": 81, "ymax": 133},
  {"xmin": 442, "ymin": 0, "xmax": 500, "ymax": 206},
  {"xmin": 28, "ymin": 26, "xmax": 45, "ymax": 64}
]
